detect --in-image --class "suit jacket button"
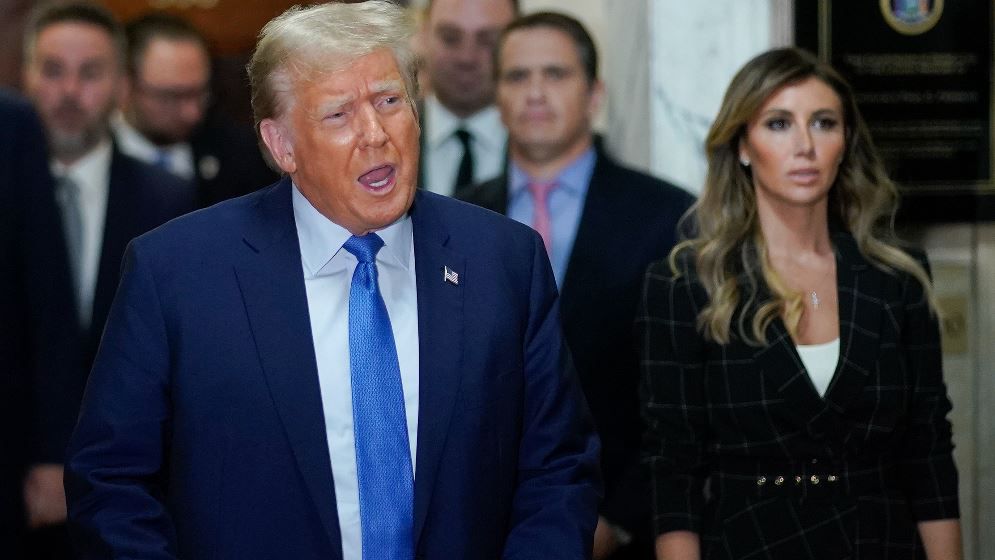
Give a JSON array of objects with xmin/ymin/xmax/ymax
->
[
  {"xmin": 774, "ymin": 476, "xmax": 785, "ymax": 486},
  {"xmin": 757, "ymin": 476, "xmax": 767, "ymax": 486},
  {"xmin": 827, "ymin": 475, "xmax": 838, "ymax": 483},
  {"xmin": 810, "ymin": 475, "xmax": 821, "ymax": 485},
  {"xmin": 794, "ymin": 476, "xmax": 802, "ymax": 485}
]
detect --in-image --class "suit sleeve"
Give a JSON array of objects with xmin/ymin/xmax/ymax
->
[
  {"xmin": 65, "ymin": 240, "xmax": 179, "ymax": 559},
  {"xmin": 503, "ymin": 231, "xmax": 602, "ymax": 560},
  {"xmin": 896, "ymin": 253, "xmax": 959, "ymax": 521},
  {"xmin": 11, "ymin": 98, "xmax": 83, "ymax": 465},
  {"xmin": 637, "ymin": 261, "xmax": 710, "ymax": 536}
]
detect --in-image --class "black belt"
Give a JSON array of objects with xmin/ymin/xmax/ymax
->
[{"xmin": 711, "ymin": 457, "xmax": 891, "ymax": 501}]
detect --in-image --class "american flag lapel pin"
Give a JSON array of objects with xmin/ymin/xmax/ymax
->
[{"xmin": 443, "ymin": 266, "xmax": 459, "ymax": 286}]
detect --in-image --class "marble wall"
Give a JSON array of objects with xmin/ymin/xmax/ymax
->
[
  {"xmin": 912, "ymin": 225, "xmax": 982, "ymax": 559},
  {"xmin": 648, "ymin": 0, "xmax": 772, "ymax": 194}
]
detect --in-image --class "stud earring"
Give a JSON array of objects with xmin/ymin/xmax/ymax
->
[{"xmin": 740, "ymin": 158, "xmax": 750, "ymax": 167}]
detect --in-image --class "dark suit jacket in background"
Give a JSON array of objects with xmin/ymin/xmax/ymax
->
[
  {"xmin": 639, "ymin": 233, "xmax": 959, "ymax": 559},
  {"xmin": 66, "ymin": 182, "xmax": 601, "ymax": 559},
  {"xmin": 189, "ymin": 113, "xmax": 279, "ymax": 207},
  {"xmin": 0, "ymin": 89, "xmax": 79, "ymax": 556},
  {"xmin": 458, "ymin": 140, "xmax": 695, "ymax": 559},
  {"xmin": 33, "ymin": 148, "xmax": 196, "ymax": 465}
]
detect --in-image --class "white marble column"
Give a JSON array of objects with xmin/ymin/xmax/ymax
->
[{"xmin": 647, "ymin": 0, "xmax": 773, "ymax": 194}]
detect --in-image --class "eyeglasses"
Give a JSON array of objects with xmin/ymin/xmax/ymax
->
[{"xmin": 135, "ymin": 82, "xmax": 211, "ymax": 109}]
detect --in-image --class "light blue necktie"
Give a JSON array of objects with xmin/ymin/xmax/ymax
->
[
  {"xmin": 342, "ymin": 234, "xmax": 414, "ymax": 560},
  {"xmin": 54, "ymin": 175, "xmax": 85, "ymax": 323}
]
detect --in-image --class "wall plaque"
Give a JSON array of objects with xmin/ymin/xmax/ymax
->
[{"xmin": 797, "ymin": 1, "xmax": 994, "ymax": 222}]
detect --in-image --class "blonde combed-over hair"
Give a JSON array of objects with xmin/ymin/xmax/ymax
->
[
  {"xmin": 247, "ymin": 0, "xmax": 419, "ymax": 162},
  {"xmin": 670, "ymin": 47, "xmax": 937, "ymax": 346}
]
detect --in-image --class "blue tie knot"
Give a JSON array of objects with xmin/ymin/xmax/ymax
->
[{"xmin": 343, "ymin": 233, "xmax": 384, "ymax": 264}]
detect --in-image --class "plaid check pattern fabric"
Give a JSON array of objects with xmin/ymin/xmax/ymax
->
[{"xmin": 637, "ymin": 233, "xmax": 959, "ymax": 559}]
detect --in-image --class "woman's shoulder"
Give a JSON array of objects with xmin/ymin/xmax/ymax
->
[
  {"xmin": 643, "ymin": 251, "xmax": 708, "ymax": 304},
  {"xmin": 645, "ymin": 250, "xmax": 698, "ymax": 283}
]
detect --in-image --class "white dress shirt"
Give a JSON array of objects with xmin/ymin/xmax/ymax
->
[
  {"xmin": 51, "ymin": 140, "xmax": 112, "ymax": 328},
  {"xmin": 292, "ymin": 185, "xmax": 420, "ymax": 560},
  {"xmin": 112, "ymin": 112, "xmax": 196, "ymax": 181},
  {"xmin": 422, "ymin": 95, "xmax": 506, "ymax": 195}
]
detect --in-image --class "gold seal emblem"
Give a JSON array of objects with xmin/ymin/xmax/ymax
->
[{"xmin": 880, "ymin": 0, "xmax": 944, "ymax": 35}]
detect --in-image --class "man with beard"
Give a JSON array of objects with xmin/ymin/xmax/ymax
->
[
  {"xmin": 113, "ymin": 12, "xmax": 277, "ymax": 207},
  {"xmin": 21, "ymin": 3, "xmax": 194, "ymax": 554},
  {"xmin": 417, "ymin": 0, "xmax": 516, "ymax": 196}
]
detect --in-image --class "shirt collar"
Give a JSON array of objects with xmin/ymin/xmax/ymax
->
[
  {"xmin": 424, "ymin": 94, "xmax": 505, "ymax": 153},
  {"xmin": 508, "ymin": 145, "xmax": 597, "ymax": 198},
  {"xmin": 112, "ymin": 111, "xmax": 191, "ymax": 160},
  {"xmin": 51, "ymin": 138, "xmax": 113, "ymax": 196},
  {"xmin": 292, "ymin": 183, "xmax": 412, "ymax": 278}
]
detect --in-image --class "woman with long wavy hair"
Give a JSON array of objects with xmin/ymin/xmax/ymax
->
[{"xmin": 639, "ymin": 47, "xmax": 961, "ymax": 559}]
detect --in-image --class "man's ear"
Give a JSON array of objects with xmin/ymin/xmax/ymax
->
[
  {"xmin": 259, "ymin": 118, "xmax": 296, "ymax": 175},
  {"xmin": 587, "ymin": 79, "xmax": 606, "ymax": 118}
]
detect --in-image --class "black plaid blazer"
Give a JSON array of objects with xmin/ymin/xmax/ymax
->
[{"xmin": 638, "ymin": 232, "xmax": 959, "ymax": 559}]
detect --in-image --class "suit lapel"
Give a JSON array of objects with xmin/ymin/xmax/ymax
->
[
  {"xmin": 90, "ymin": 151, "xmax": 134, "ymax": 348},
  {"xmin": 232, "ymin": 179, "xmax": 342, "ymax": 556},
  {"xmin": 752, "ymin": 233, "xmax": 881, "ymax": 443},
  {"xmin": 469, "ymin": 171, "xmax": 509, "ymax": 214},
  {"xmin": 752, "ymin": 313, "xmax": 835, "ymax": 438},
  {"xmin": 822, "ymin": 233, "xmax": 881, "ymax": 417},
  {"xmin": 408, "ymin": 192, "xmax": 465, "ymax": 541},
  {"xmin": 559, "ymin": 150, "xmax": 612, "ymax": 312}
]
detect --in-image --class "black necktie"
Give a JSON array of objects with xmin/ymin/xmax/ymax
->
[{"xmin": 453, "ymin": 128, "xmax": 474, "ymax": 196}]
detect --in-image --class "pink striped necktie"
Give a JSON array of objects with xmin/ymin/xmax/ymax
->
[{"xmin": 527, "ymin": 180, "xmax": 557, "ymax": 257}]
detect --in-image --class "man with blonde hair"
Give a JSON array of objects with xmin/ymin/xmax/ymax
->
[{"xmin": 66, "ymin": 2, "xmax": 600, "ymax": 558}]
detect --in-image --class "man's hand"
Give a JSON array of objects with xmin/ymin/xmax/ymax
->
[
  {"xmin": 593, "ymin": 516, "xmax": 620, "ymax": 560},
  {"xmin": 24, "ymin": 463, "xmax": 67, "ymax": 527}
]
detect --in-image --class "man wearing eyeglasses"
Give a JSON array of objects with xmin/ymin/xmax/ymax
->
[{"xmin": 114, "ymin": 12, "xmax": 277, "ymax": 207}]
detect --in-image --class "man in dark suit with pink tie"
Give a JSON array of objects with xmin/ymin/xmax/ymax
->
[{"xmin": 457, "ymin": 12, "xmax": 694, "ymax": 559}]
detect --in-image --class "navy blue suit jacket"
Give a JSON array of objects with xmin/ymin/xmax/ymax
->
[
  {"xmin": 0, "ymin": 89, "xmax": 78, "ymax": 550},
  {"xmin": 66, "ymin": 179, "xmax": 601, "ymax": 559}
]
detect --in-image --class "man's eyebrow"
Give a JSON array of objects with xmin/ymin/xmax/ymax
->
[
  {"xmin": 314, "ymin": 93, "xmax": 355, "ymax": 116},
  {"xmin": 370, "ymin": 79, "xmax": 405, "ymax": 94}
]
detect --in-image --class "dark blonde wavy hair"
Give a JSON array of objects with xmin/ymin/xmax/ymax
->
[{"xmin": 670, "ymin": 47, "xmax": 936, "ymax": 345}]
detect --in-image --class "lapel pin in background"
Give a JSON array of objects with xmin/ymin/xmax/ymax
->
[{"xmin": 443, "ymin": 266, "xmax": 459, "ymax": 286}]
